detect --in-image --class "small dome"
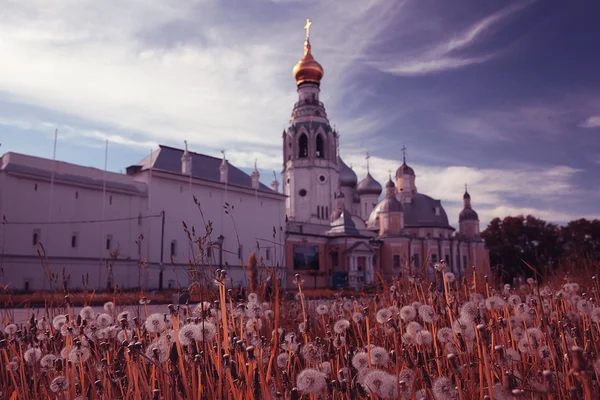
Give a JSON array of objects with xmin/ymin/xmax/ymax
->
[
  {"xmin": 386, "ymin": 178, "xmax": 395, "ymax": 189},
  {"xmin": 395, "ymin": 162, "xmax": 415, "ymax": 178},
  {"xmin": 459, "ymin": 207, "xmax": 479, "ymax": 222},
  {"xmin": 379, "ymin": 197, "xmax": 404, "ymax": 213},
  {"xmin": 463, "ymin": 190, "xmax": 471, "ymax": 200},
  {"xmin": 338, "ymin": 157, "xmax": 357, "ymax": 187},
  {"xmin": 292, "ymin": 40, "xmax": 324, "ymax": 85},
  {"xmin": 356, "ymin": 172, "xmax": 382, "ymax": 196}
]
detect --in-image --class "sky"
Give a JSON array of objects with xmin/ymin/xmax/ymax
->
[{"xmin": 1, "ymin": 0, "xmax": 599, "ymax": 228}]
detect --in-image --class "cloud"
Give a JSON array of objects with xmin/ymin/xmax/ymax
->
[
  {"xmin": 0, "ymin": 0, "xmax": 402, "ymax": 157},
  {"xmin": 369, "ymin": 0, "xmax": 536, "ymax": 76},
  {"xmin": 580, "ymin": 116, "xmax": 600, "ymax": 128}
]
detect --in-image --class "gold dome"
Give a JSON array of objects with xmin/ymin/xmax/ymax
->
[{"xmin": 292, "ymin": 19, "xmax": 324, "ymax": 85}]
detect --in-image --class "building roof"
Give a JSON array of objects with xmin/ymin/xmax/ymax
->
[
  {"xmin": 338, "ymin": 156, "xmax": 358, "ymax": 187},
  {"xmin": 366, "ymin": 192, "xmax": 454, "ymax": 231},
  {"xmin": 459, "ymin": 207, "xmax": 479, "ymax": 222},
  {"xmin": 327, "ymin": 209, "xmax": 361, "ymax": 236},
  {"xmin": 356, "ymin": 172, "xmax": 382, "ymax": 196},
  {"xmin": 403, "ymin": 193, "xmax": 453, "ymax": 229},
  {"xmin": 132, "ymin": 145, "xmax": 279, "ymax": 194},
  {"xmin": 1, "ymin": 152, "xmax": 146, "ymax": 195},
  {"xmin": 395, "ymin": 162, "xmax": 415, "ymax": 177}
]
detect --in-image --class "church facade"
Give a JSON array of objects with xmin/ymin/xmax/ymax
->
[{"xmin": 283, "ymin": 21, "xmax": 489, "ymax": 290}]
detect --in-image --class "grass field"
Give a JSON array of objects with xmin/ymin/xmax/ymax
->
[{"xmin": 1, "ymin": 260, "xmax": 600, "ymax": 399}]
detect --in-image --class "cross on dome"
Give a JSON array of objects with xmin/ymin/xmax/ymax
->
[
  {"xmin": 304, "ymin": 18, "xmax": 312, "ymax": 40},
  {"xmin": 401, "ymin": 145, "xmax": 407, "ymax": 163},
  {"xmin": 366, "ymin": 152, "xmax": 371, "ymax": 172}
]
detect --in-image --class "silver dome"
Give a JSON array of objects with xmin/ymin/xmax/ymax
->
[
  {"xmin": 356, "ymin": 172, "xmax": 382, "ymax": 196},
  {"xmin": 395, "ymin": 162, "xmax": 415, "ymax": 177},
  {"xmin": 338, "ymin": 156, "xmax": 358, "ymax": 187},
  {"xmin": 459, "ymin": 207, "xmax": 479, "ymax": 222}
]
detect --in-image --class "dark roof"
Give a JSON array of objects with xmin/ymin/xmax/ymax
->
[
  {"xmin": 327, "ymin": 210, "xmax": 360, "ymax": 236},
  {"xmin": 403, "ymin": 193, "xmax": 453, "ymax": 229},
  {"xmin": 367, "ymin": 192, "xmax": 454, "ymax": 231},
  {"xmin": 459, "ymin": 207, "xmax": 479, "ymax": 222},
  {"xmin": 338, "ymin": 156, "xmax": 358, "ymax": 187},
  {"xmin": 133, "ymin": 145, "xmax": 279, "ymax": 194},
  {"xmin": 3, "ymin": 163, "xmax": 146, "ymax": 195},
  {"xmin": 395, "ymin": 162, "xmax": 415, "ymax": 177},
  {"xmin": 356, "ymin": 172, "xmax": 382, "ymax": 196}
]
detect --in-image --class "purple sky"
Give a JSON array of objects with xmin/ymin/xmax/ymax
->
[{"xmin": 1, "ymin": 0, "xmax": 599, "ymax": 226}]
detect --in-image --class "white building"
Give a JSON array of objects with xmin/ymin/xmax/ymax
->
[{"xmin": 0, "ymin": 146, "xmax": 286, "ymax": 291}]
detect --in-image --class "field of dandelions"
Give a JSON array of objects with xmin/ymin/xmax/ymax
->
[{"xmin": 2, "ymin": 263, "xmax": 600, "ymax": 399}]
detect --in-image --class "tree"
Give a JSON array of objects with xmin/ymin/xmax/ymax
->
[{"xmin": 482, "ymin": 215, "xmax": 560, "ymax": 282}]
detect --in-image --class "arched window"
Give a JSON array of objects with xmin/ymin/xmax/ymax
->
[
  {"xmin": 316, "ymin": 134, "xmax": 325, "ymax": 158},
  {"xmin": 299, "ymin": 134, "xmax": 308, "ymax": 158}
]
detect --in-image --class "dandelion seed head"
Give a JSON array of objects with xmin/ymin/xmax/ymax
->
[
  {"xmin": 145, "ymin": 313, "xmax": 166, "ymax": 334},
  {"xmin": 352, "ymin": 351, "xmax": 369, "ymax": 370},
  {"xmin": 316, "ymin": 304, "xmax": 329, "ymax": 316},
  {"xmin": 364, "ymin": 370, "xmax": 398, "ymax": 399},
  {"xmin": 79, "ymin": 306, "xmax": 95, "ymax": 320},
  {"xmin": 432, "ymin": 376, "xmax": 457, "ymax": 400},
  {"xmin": 369, "ymin": 346, "xmax": 390, "ymax": 367},
  {"xmin": 50, "ymin": 376, "xmax": 69, "ymax": 393},
  {"xmin": 333, "ymin": 319, "xmax": 350, "ymax": 334},
  {"xmin": 400, "ymin": 305, "xmax": 417, "ymax": 322},
  {"xmin": 418, "ymin": 304, "xmax": 437, "ymax": 323},
  {"xmin": 376, "ymin": 308, "xmax": 392, "ymax": 324},
  {"xmin": 277, "ymin": 353, "xmax": 289, "ymax": 368},
  {"xmin": 296, "ymin": 368, "xmax": 327, "ymax": 394}
]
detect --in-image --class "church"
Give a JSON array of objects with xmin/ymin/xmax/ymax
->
[
  {"xmin": 0, "ymin": 20, "xmax": 489, "ymax": 293},
  {"xmin": 282, "ymin": 20, "xmax": 489, "ymax": 290}
]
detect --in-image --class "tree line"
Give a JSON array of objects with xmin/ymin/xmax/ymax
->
[{"xmin": 481, "ymin": 216, "xmax": 600, "ymax": 282}]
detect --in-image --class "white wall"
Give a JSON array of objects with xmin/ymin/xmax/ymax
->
[
  {"xmin": 140, "ymin": 171, "xmax": 286, "ymax": 289},
  {"xmin": 0, "ymin": 153, "xmax": 286, "ymax": 291}
]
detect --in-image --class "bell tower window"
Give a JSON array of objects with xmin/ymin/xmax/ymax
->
[
  {"xmin": 316, "ymin": 134, "xmax": 325, "ymax": 159},
  {"xmin": 298, "ymin": 134, "xmax": 308, "ymax": 158}
]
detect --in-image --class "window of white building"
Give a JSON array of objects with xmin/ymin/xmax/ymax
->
[
  {"xmin": 32, "ymin": 229, "xmax": 40, "ymax": 246},
  {"xmin": 71, "ymin": 232, "xmax": 79, "ymax": 248},
  {"xmin": 266, "ymin": 248, "xmax": 271, "ymax": 261},
  {"xmin": 170, "ymin": 240, "xmax": 177, "ymax": 257},
  {"xmin": 106, "ymin": 234, "xmax": 113, "ymax": 250}
]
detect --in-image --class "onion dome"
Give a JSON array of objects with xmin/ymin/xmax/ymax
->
[
  {"xmin": 292, "ymin": 19, "xmax": 324, "ymax": 85},
  {"xmin": 459, "ymin": 187, "xmax": 479, "ymax": 221},
  {"xmin": 379, "ymin": 178, "xmax": 403, "ymax": 212},
  {"xmin": 395, "ymin": 162, "xmax": 415, "ymax": 178},
  {"xmin": 356, "ymin": 172, "xmax": 382, "ymax": 196},
  {"xmin": 459, "ymin": 207, "xmax": 479, "ymax": 222},
  {"xmin": 338, "ymin": 156, "xmax": 358, "ymax": 187}
]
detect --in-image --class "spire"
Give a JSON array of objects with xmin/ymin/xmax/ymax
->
[
  {"xmin": 271, "ymin": 171, "xmax": 279, "ymax": 192},
  {"xmin": 251, "ymin": 159, "xmax": 260, "ymax": 189},
  {"xmin": 463, "ymin": 183, "xmax": 471, "ymax": 206},
  {"xmin": 292, "ymin": 18, "xmax": 324, "ymax": 85},
  {"xmin": 181, "ymin": 140, "xmax": 192, "ymax": 175},
  {"xmin": 219, "ymin": 150, "xmax": 228, "ymax": 183}
]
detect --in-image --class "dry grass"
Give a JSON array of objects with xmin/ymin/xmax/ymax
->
[{"xmin": 1, "ymin": 257, "xmax": 600, "ymax": 399}]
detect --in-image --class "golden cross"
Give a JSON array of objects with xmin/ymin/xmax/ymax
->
[
  {"xmin": 366, "ymin": 152, "xmax": 371, "ymax": 171},
  {"xmin": 401, "ymin": 144, "xmax": 407, "ymax": 163},
  {"xmin": 304, "ymin": 18, "xmax": 312, "ymax": 40}
]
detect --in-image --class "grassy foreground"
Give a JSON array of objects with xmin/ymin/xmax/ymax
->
[{"xmin": 1, "ymin": 262, "xmax": 600, "ymax": 399}]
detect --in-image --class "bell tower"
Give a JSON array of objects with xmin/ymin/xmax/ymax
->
[{"xmin": 282, "ymin": 19, "xmax": 339, "ymax": 225}]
